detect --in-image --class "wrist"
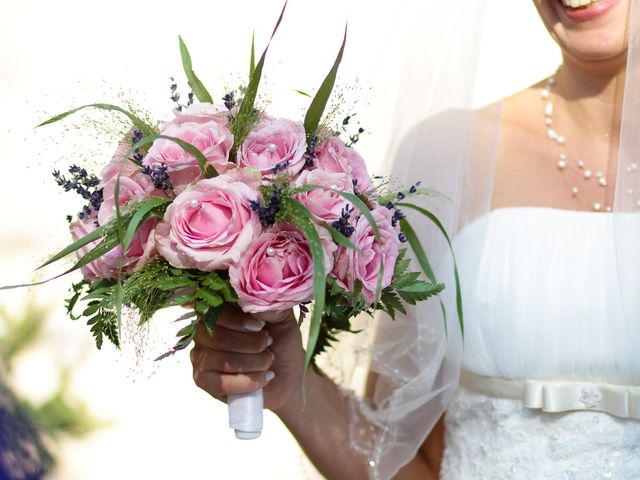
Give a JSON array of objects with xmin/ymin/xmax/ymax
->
[{"xmin": 273, "ymin": 364, "xmax": 324, "ymax": 423}]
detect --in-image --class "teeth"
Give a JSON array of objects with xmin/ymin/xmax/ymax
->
[{"xmin": 561, "ymin": 0, "xmax": 597, "ymax": 8}]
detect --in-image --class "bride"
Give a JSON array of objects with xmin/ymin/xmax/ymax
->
[{"xmin": 190, "ymin": 0, "xmax": 640, "ymax": 478}]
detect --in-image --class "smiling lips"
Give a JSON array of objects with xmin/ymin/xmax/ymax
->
[{"xmin": 556, "ymin": 0, "xmax": 622, "ymax": 21}]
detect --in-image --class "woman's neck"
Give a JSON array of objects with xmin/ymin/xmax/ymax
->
[{"xmin": 554, "ymin": 54, "xmax": 626, "ymax": 138}]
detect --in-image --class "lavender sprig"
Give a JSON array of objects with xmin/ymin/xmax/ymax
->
[
  {"xmin": 141, "ymin": 163, "xmax": 174, "ymax": 195},
  {"xmin": 249, "ymin": 185, "xmax": 283, "ymax": 227},
  {"xmin": 53, "ymin": 165, "xmax": 104, "ymax": 219},
  {"xmin": 331, "ymin": 205, "xmax": 356, "ymax": 238}
]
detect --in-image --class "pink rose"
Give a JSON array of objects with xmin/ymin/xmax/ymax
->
[
  {"xmin": 229, "ymin": 223, "xmax": 337, "ymax": 313},
  {"xmin": 237, "ymin": 119, "xmax": 307, "ymax": 178},
  {"xmin": 332, "ymin": 206, "xmax": 401, "ymax": 304},
  {"xmin": 294, "ymin": 169, "xmax": 352, "ymax": 223},
  {"xmin": 98, "ymin": 160, "xmax": 157, "ymax": 226},
  {"xmin": 70, "ymin": 215, "xmax": 158, "ymax": 281},
  {"xmin": 143, "ymin": 115, "xmax": 234, "ymax": 191},
  {"xmin": 314, "ymin": 138, "xmax": 372, "ymax": 192},
  {"xmin": 173, "ymin": 102, "xmax": 230, "ymax": 127},
  {"xmin": 154, "ymin": 169, "xmax": 262, "ymax": 271}
]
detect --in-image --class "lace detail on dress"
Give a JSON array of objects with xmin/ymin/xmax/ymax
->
[{"xmin": 440, "ymin": 387, "xmax": 640, "ymax": 480}]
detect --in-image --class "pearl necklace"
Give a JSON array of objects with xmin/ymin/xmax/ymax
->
[{"xmin": 541, "ymin": 74, "xmax": 611, "ymax": 212}]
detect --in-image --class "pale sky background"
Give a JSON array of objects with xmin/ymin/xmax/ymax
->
[{"xmin": 0, "ymin": 1, "xmax": 559, "ymax": 479}]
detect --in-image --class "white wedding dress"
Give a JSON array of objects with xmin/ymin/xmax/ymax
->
[{"xmin": 439, "ymin": 208, "xmax": 640, "ymax": 479}]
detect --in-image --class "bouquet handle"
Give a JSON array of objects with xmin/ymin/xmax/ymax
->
[{"xmin": 228, "ymin": 388, "xmax": 263, "ymax": 439}]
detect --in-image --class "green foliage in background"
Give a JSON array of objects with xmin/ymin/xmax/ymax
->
[{"xmin": 0, "ymin": 297, "xmax": 101, "ymax": 475}]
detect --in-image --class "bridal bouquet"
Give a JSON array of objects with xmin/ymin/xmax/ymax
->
[{"xmin": 6, "ymin": 3, "xmax": 460, "ymax": 438}]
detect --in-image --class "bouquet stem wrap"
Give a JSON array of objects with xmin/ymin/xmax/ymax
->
[{"xmin": 228, "ymin": 389, "xmax": 263, "ymax": 440}]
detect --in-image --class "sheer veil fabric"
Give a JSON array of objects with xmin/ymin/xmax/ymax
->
[{"xmin": 334, "ymin": 1, "xmax": 640, "ymax": 478}]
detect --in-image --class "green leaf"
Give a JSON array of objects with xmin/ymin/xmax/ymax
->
[
  {"xmin": 393, "ymin": 271, "xmax": 421, "ymax": 288},
  {"xmin": 394, "ymin": 249, "xmax": 411, "ymax": 278},
  {"xmin": 288, "ymin": 217, "xmax": 326, "ymax": 369},
  {"xmin": 397, "ymin": 202, "xmax": 464, "ymax": 335},
  {"xmin": 126, "ymin": 134, "xmax": 217, "ymax": 178},
  {"xmin": 176, "ymin": 318, "xmax": 200, "ymax": 337},
  {"xmin": 178, "ymin": 36, "xmax": 213, "ymax": 103},
  {"xmin": 203, "ymin": 304, "xmax": 224, "ymax": 337},
  {"xmin": 381, "ymin": 290, "xmax": 406, "ymax": 319},
  {"xmin": 37, "ymin": 223, "xmax": 109, "ymax": 270},
  {"xmin": 293, "ymin": 89, "xmax": 312, "ymax": 98},
  {"xmin": 169, "ymin": 294, "xmax": 197, "ymax": 307},
  {"xmin": 236, "ymin": 1, "xmax": 287, "ymax": 127},
  {"xmin": 37, "ymin": 103, "xmax": 155, "ymax": 137},
  {"xmin": 250, "ymin": 31, "xmax": 256, "ymax": 78},
  {"xmin": 174, "ymin": 311, "xmax": 198, "ymax": 323},
  {"xmin": 123, "ymin": 197, "xmax": 172, "ymax": 251},
  {"xmin": 295, "ymin": 184, "xmax": 384, "ymax": 303},
  {"xmin": 303, "ymin": 26, "xmax": 347, "ymax": 137},
  {"xmin": 66, "ymin": 281, "xmax": 89, "ymax": 320},
  {"xmin": 156, "ymin": 277, "xmax": 196, "ymax": 291},
  {"xmin": 396, "ymin": 281, "xmax": 445, "ymax": 304},
  {"xmin": 71, "ymin": 238, "xmax": 120, "ymax": 274},
  {"xmin": 195, "ymin": 288, "xmax": 224, "ymax": 308},
  {"xmin": 398, "ymin": 219, "xmax": 436, "ymax": 284}
]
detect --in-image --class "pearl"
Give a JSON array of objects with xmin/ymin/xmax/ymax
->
[
  {"xmin": 557, "ymin": 160, "xmax": 567, "ymax": 170},
  {"xmin": 545, "ymin": 102, "xmax": 554, "ymax": 117},
  {"xmin": 545, "ymin": 118, "xmax": 553, "ymax": 126},
  {"xmin": 571, "ymin": 187, "xmax": 579, "ymax": 196},
  {"xmin": 541, "ymin": 88, "xmax": 550, "ymax": 99},
  {"xmin": 548, "ymin": 76, "xmax": 556, "ymax": 85},
  {"xmin": 560, "ymin": 153, "xmax": 567, "ymax": 160},
  {"xmin": 578, "ymin": 160, "xmax": 585, "ymax": 169},
  {"xmin": 593, "ymin": 202, "xmax": 602, "ymax": 212},
  {"xmin": 605, "ymin": 206, "xmax": 612, "ymax": 212},
  {"xmin": 556, "ymin": 135, "xmax": 565, "ymax": 145},
  {"xmin": 598, "ymin": 177, "xmax": 607, "ymax": 187},
  {"xmin": 583, "ymin": 170, "xmax": 592, "ymax": 179},
  {"xmin": 547, "ymin": 129, "xmax": 557, "ymax": 140},
  {"xmin": 190, "ymin": 199, "xmax": 199, "ymax": 208},
  {"xmin": 268, "ymin": 143, "xmax": 277, "ymax": 152},
  {"xmin": 595, "ymin": 171, "xmax": 603, "ymax": 178},
  {"xmin": 631, "ymin": 163, "xmax": 638, "ymax": 171},
  {"xmin": 266, "ymin": 247, "xmax": 276, "ymax": 256}
]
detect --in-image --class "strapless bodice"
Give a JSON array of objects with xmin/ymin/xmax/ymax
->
[{"xmin": 440, "ymin": 208, "xmax": 640, "ymax": 479}]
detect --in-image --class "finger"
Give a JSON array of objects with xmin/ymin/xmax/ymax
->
[
  {"xmin": 215, "ymin": 306, "xmax": 267, "ymax": 333},
  {"xmin": 192, "ymin": 369, "xmax": 275, "ymax": 397},
  {"xmin": 252, "ymin": 308, "xmax": 295, "ymax": 324},
  {"xmin": 193, "ymin": 324, "xmax": 272, "ymax": 353},
  {"xmin": 190, "ymin": 347, "xmax": 275, "ymax": 374}
]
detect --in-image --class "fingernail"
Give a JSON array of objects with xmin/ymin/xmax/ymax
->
[
  {"xmin": 266, "ymin": 335, "xmax": 273, "ymax": 347},
  {"xmin": 243, "ymin": 319, "xmax": 265, "ymax": 332},
  {"xmin": 265, "ymin": 371, "xmax": 276, "ymax": 383}
]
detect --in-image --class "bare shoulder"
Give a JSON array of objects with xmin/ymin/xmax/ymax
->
[{"xmin": 500, "ymin": 80, "xmax": 548, "ymax": 134}]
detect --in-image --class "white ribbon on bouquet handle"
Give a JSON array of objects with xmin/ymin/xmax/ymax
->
[{"xmin": 228, "ymin": 388, "xmax": 264, "ymax": 439}]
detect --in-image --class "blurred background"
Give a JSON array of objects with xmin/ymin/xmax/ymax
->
[{"xmin": 0, "ymin": 0, "xmax": 559, "ymax": 478}]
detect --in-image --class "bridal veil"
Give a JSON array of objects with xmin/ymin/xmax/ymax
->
[{"xmin": 330, "ymin": 1, "xmax": 640, "ymax": 478}]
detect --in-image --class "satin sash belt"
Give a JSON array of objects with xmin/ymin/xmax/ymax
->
[{"xmin": 460, "ymin": 370, "xmax": 640, "ymax": 420}]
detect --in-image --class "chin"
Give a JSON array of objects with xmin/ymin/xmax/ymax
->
[{"xmin": 533, "ymin": 0, "xmax": 630, "ymax": 65}]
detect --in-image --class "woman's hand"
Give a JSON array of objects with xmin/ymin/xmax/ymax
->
[{"xmin": 190, "ymin": 305, "xmax": 305, "ymax": 412}]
